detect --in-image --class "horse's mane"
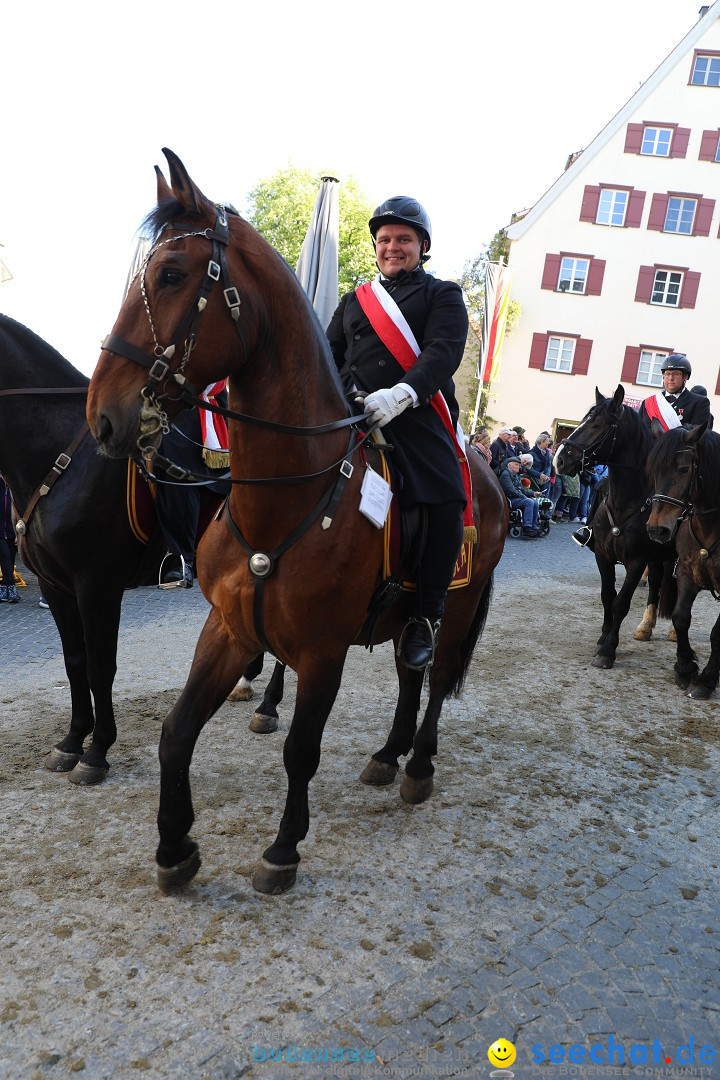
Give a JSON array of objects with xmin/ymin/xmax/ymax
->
[
  {"xmin": 0, "ymin": 313, "xmax": 88, "ymax": 387},
  {"xmin": 647, "ymin": 424, "xmax": 720, "ymax": 505}
]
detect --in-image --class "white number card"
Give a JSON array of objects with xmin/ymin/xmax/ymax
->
[{"xmin": 359, "ymin": 467, "xmax": 392, "ymax": 528}]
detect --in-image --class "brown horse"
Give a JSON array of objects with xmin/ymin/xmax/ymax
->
[{"xmin": 87, "ymin": 149, "xmax": 507, "ymax": 895}]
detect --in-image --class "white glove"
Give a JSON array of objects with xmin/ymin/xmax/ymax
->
[{"xmin": 364, "ymin": 383, "xmax": 415, "ymax": 428}]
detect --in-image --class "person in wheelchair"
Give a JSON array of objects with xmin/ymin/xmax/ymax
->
[{"xmin": 499, "ymin": 457, "xmax": 544, "ymax": 538}]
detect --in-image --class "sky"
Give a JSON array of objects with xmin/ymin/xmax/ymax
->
[{"xmin": 0, "ymin": 0, "xmax": 705, "ymax": 375}]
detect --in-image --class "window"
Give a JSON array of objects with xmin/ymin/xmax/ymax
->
[
  {"xmin": 637, "ymin": 350, "xmax": 666, "ymax": 387},
  {"xmin": 635, "ymin": 265, "xmax": 701, "ymax": 309},
  {"xmin": 651, "ymin": 270, "xmax": 683, "ymax": 306},
  {"xmin": 558, "ymin": 257, "xmax": 589, "ymax": 293},
  {"xmin": 596, "ymin": 188, "xmax": 628, "ymax": 226},
  {"xmin": 545, "ymin": 337, "xmax": 575, "ymax": 373},
  {"xmin": 664, "ymin": 197, "xmax": 696, "ymax": 234},
  {"xmin": 641, "ymin": 126, "xmax": 672, "ymax": 156},
  {"xmin": 691, "ymin": 53, "xmax": 720, "ymax": 85}
]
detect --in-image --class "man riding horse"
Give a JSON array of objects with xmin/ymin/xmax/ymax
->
[{"xmin": 327, "ymin": 197, "xmax": 470, "ymax": 671}]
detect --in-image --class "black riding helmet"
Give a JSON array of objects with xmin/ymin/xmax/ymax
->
[
  {"xmin": 369, "ymin": 197, "xmax": 432, "ymax": 261},
  {"xmin": 661, "ymin": 353, "xmax": 692, "ymax": 376}
]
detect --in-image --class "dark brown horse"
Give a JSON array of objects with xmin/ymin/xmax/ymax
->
[
  {"xmin": 556, "ymin": 386, "xmax": 676, "ymax": 668},
  {"xmin": 647, "ymin": 420, "xmax": 720, "ymax": 698},
  {"xmin": 86, "ymin": 149, "xmax": 507, "ymax": 895}
]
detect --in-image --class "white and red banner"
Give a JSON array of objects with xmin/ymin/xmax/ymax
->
[{"xmin": 479, "ymin": 262, "xmax": 513, "ymax": 385}]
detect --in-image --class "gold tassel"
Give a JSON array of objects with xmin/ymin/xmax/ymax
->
[
  {"xmin": 202, "ymin": 449, "xmax": 230, "ymax": 469},
  {"xmin": 13, "ymin": 569, "xmax": 27, "ymax": 587},
  {"xmin": 463, "ymin": 525, "xmax": 477, "ymax": 545}
]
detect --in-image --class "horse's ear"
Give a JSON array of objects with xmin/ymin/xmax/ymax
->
[
  {"xmin": 595, "ymin": 387, "xmax": 604, "ymax": 406},
  {"xmin": 650, "ymin": 418, "xmax": 666, "ymax": 440},
  {"xmin": 613, "ymin": 385, "xmax": 625, "ymax": 409},
  {"xmin": 161, "ymin": 148, "xmax": 207, "ymax": 216},
  {"xmin": 687, "ymin": 419, "xmax": 709, "ymax": 445},
  {"xmin": 154, "ymin": 165, "xmax": 173, "ymax": 205}
]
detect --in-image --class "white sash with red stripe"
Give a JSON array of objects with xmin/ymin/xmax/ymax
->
[
  {"xmin": 644, "ymin": 392, "xmax": 681, "ymax": 431},
  {"xmin": 200, "ymin": 380, "xmax": 230, "ymax": 467}
]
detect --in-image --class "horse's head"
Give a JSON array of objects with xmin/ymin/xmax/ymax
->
[
  {"xmin": 555, "ymin": 385, "xmax": 626, "ymax": 476},
  {"xmin": 88, "ymin": 149, "xmax": 313, "ymax": 463},
  {"xmin": 646, "ymin": 421, "xmax": 708, "ymax": 544}
]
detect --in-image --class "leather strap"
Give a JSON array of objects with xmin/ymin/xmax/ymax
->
[
  {"xmin": 0, "ymin": 386, "xmax": 87, "ymax": 398},
  {"xmin": 16, "ymin": 424, "xmax": 90, "ymax": 535}
]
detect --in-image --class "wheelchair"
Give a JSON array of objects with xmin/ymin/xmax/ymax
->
[{"xmin": 507, "ymin": 496, "xmax": 553, "ymax": 539}]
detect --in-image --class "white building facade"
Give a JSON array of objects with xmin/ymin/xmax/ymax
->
[{"xmin": 491, "ymin": 2, "xmax": 720, "ymax": 441}]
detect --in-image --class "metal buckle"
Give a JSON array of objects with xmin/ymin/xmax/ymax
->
[
  {"xmin": 224, "ymin": 287, "xmax": 241, "ymax": 310},
  {"xmin": 148, "ymin": 358, "xmax": 170, "ymax": 383},
  {"xmin": 340, "ymin": 460, "xmax": 354, "ymax": 479},
  {"xmin": 207, "ymin": 260, "xmax": 221, "ymax": 281},
  {"xmin": 54, "ymin": 453, "xmax": 72, "ymax": 471}
]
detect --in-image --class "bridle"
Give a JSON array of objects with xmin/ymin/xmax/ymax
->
[
  {"xmin": 98, "ymin": 203, "xmax": 381, "ymax": 653},
  {"xmin": 560, "ymin": 408, "xmax": 621, "ymax": 472},
  {"xmin": 651, "ymin": 444, "xmax": 720, "ymax": 552}
]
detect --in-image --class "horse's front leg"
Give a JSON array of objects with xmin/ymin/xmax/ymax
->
[
  {"xmin": 593, "ymin": 557, "xmax": 646, "ymax": 669},
  {"xmin": 252, "ymin": 655, "xmax": 346, "ymax": 896},
  {"xmin": 43, "ymin": 583, "xmax": 124, "ymax": 785},
  {"xmin": 156, "ymin": 609, "xmax": 250, "ymax": 893},
  {"xmin": 689, "ymin": 604, "xmax": 720, "ymax": 698},
  {"xmin": 359, "ymin": 657, "xmax": 423, "ymax": 788},
  {"xmin": 671, "ymin": 576, "xmax": 699, "ymax": 690},
  {"xmin": 594, "ymin": 553, "xmax": 617, "ymax": 652}
]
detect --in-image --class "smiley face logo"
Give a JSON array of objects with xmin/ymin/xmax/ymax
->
[{"xmin": 488, "ymin": 1039, "xmax": 517, "ymax": 1069}]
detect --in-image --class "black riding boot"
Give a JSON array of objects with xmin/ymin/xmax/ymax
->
[{"xmin": 398, "ymin": 500, "xmax": 464, "ymax": 671}]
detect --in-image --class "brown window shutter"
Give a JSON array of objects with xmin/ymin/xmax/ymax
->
[
  {"xmin": 679, "ymin": 271, "xmax": 701, "ymax": 309},
  {"xmin": 624, "ymin": 124, "xmax": 644, "ymax": 154},
  {"xmin": 529, "ymin": 333, "xmax": 548, "ymax": 369},
  {"xmin": 625, "ymin": 189, "xmax": 646, "ymax": 228},
  {"xmin": 585, "ymin": 259, "xmax": 606, "ymax": 296},
  {"xmin": 715, "ymin": 369, "xmax": 720, "ymax": 397},
  {"xmin": 699, "ymin": 129, "xmax": 720, "ymax": 161},
  {"xmin": 621, "ymin": 346, "xmax": 641, "ymax": 384},
  {"xmin": 579, "ymin": 186, "xmax": 601, "ymax": 222},
  {"xmin": 670, "ymin": 128, "xmax": 691, "ymax": 159},
  {"xmin": 693, "ymin": 198, "xmax": 715, "ymax": 236},
  {"xmin": 541, "ymin": 254, "xmax": 562, "ymax": 290},
  {"xmin": 647, "ymin": 194, "xmax": 669, "ymax": 231},
  {"xmin": 573, "ymin": 338, "xmax": 592, "ymax": 375},
  {"xmin": 634, "ymin": 266, "xmax": 655, "ymax": 303}
]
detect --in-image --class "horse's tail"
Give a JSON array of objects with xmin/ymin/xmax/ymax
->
[
  {"xmin": 658, "ymin": 560, "xmax": 678, "ymax": 621},
  {"xmin": 452, "ymin": 572, "xmax": 494, "ymax": 696}
]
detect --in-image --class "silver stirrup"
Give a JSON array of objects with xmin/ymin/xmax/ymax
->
[{"xmin": 158, "ymin": 552, "xmax": 191, "ymax": 590}]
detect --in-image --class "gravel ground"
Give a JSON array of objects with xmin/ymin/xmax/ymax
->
[{"xmin": 1, "ymin": 521, "xmax": 718, "ymax": 1079}]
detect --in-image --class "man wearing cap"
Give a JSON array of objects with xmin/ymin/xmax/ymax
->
[
  {"xmin": 637, "ymin": 353, "xmax": 712, "ymax": 431},
  {"xmin": 327, "ymin": 196, "xmax": 469, "ymax": 671},
  {"xmin": 513, "ymin": 426, "xmax": 530, "ymax": 454},
  {"xmin": 489, "ymin": 428, "xmax": 518, "ymax": 475}
]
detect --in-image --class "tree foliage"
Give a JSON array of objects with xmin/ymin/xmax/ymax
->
[{"xmin": 246, "ymin": 167, "xmax": 377, "ymax": 297}]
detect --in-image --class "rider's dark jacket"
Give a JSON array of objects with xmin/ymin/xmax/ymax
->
[
  {"xmin": 326, "ymin": 267, "xmax": 467, "ymax": 507},
  {"xmin": 637, "ymin": 387, "xmax": 713, "ymax": 430}
]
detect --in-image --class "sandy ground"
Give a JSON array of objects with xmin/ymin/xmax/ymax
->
[{"xmin": 1, "ymin": 531, "xmax": 719, "ymax": 1078}]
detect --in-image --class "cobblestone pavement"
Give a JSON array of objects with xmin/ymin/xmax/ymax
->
[{"xmin": 1, "ymin": 522, "xmax": 719, "ymax": 1080}]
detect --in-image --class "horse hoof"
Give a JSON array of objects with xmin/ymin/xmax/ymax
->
[
  {"xmin": 359, "ymin": 760, "xmax": 399, "ymax": 786},
  {"xmin": 228, "ymin": 683, "xmax": 254, "ymax": 702},
  {"xmin": 668, "ymin": 627, "xmax": 678, "ymax": 642},
  {"xmin": 157, "ymin": 843, "xmax": 201, "ymax": 894},
  {"xmin": 251, "ymin": 858, "xmax": 298, "ymax": 895},
  {"xmin": 687, "ymin": 685, "xmax": 712, "ymax": 700},
  {"xmin": 400, "ymin": 773, "xmax": 433, "ymax": 804},
  {"xmin": 592, "ymin": 655, "xmax": 615, "ymax": 669},
  {"xmin": 45, "ymin": 748, "xmax": 81, "ymax": 773},
  {"xmin": 249, "ymin": 713, "xmax": 278, "ymax": 734},
  {"xmin": 633, "ymin": 629, "xmax": 652, "ymax": 641},
  {"xmin": 67, "ymin": 761, "xmax": 109, "ymax": 786}
]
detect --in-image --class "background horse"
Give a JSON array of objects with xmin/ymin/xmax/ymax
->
[
  {"xmin": 647, "ymin": 420, "xmax": 720, "ymax": 698},
  {"xmin": 86, "ymin": 148, "xmax": 508, "ymax": 896},
  {"xmin": 0, "ymin": 314, "xmax": 241, "ymax": 782},
  {"xmin": 556, "ymin": 385, "xmax": 676, "ymax": 669},
  {"xmin": 0, "ymin": 314, "xmax": 167, "ymax": 783}
]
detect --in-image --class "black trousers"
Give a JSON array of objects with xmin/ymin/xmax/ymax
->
[
  {"xmin": 416, "ymin": 500, "xmax": 465, "ymax": 621},
  {"xmin": 0, "ymin": 536, "xmax": 16, "ymax": 585}
]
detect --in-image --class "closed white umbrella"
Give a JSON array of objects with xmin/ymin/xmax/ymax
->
[{"xmin": 295, "ymin": 176, "xmax": 339, "ymax": 331}]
